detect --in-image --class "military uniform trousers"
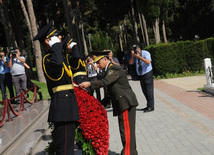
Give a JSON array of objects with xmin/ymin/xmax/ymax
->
[
  {"xmin": 54, "ymin": 121, "xmax": 76, "ymax": 155},
  {"xmin": 118, "ymin": 106, "xmax": 138, "ymax": 155}
]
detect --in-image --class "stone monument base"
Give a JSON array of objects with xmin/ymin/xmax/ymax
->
[{"xmin": 204, "ymin": 84, "xmax": 214, "ymax": 95}]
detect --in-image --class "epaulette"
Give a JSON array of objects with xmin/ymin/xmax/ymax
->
[{"xmin": 108, "ymin": 63, "xmax": 113, "ymax": 69}]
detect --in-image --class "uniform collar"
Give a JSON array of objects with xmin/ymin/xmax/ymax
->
[{"xmin": 105, "ymin": 61, "xmax": 111, "ymax": 71}]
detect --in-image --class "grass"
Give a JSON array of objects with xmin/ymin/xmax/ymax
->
[
  {"xmin": 197, "ymin": 87, "xmax": 205, "ymax": 92},
  {"xmin": 155, "ymin": 70, "xmax": 205, "ymax": 79},
  {"xmin": 1, "ymin": 70, "xmax": 206, "ymax": 103},
  {"xmin": 28, "ymin": 80, "xmax": 50, "ymax": 100}
]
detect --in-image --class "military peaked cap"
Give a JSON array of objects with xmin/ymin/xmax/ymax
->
[
  {"xmin": 89, "ymin": 51, "xmax": 109, "ymax": 63},
  {"xmin": 33, "ymin": 20, "xmax": 61, "ymax": 42},
  {"xmin": 62, "ymin": 35, "xmax": 77, "ymax": 50}
]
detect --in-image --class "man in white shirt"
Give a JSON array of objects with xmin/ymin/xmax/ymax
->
[
  {"xmin": 8, "ymin": 49, "xmax": 27, "ymax": 103},
  {"xmin": 86, "ymin": 54, "xmax": 101, "ymax": 101}
]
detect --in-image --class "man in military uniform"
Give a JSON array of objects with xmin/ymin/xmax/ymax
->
[
  {"xmin": 62, "ymin": 36, "xmax": 87, "ymax": 82},
  {"xmin": 79, "ymin": 52, "xmax": 138, "ymax": 155},
  {"xmin": 33, "ymin": 21, "xmax": 79, "ymax": 155}
]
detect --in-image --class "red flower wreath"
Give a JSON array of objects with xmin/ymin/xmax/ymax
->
[{"xmin": 74, "ymin": 86, "xmax": 109, "ymax": 155}]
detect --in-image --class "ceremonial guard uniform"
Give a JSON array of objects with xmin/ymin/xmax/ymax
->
[
  {"xmin": 80, "ymin": 53, "xmax": 138, "ymax": 155},
  {"xmin": 63, "ymin": 36, "xmax": 88, "ymax": 85},
  {"xmin": 33, "ymin": 21, "xmax": 79, "ymax": 155}
]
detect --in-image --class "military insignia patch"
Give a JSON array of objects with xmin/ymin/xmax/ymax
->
[{"xmin": 107, "ymin": 70, "xmax": 113, "ymax": 75}]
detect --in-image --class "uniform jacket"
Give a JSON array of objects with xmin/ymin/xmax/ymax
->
[
  {"xmin": 66, "ymin": 45, "xmax": 87, "ymax": 84},
  {"xmin": 43, "ymin": 43, "xmax": 79, "ymax": 123},
  {"xmin": 90, "ymin": 63, "xmax": 138, "ymax": 116}
]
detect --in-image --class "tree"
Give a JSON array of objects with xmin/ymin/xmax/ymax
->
[
  {"xmin": 136, "ymin": 0, "xmax": 150, "ymax": 46},
  {"xmin": 9, "ymin": 1, "xmax": 25, "ymax": 49},
  {"xmin": 159, "ymin": 0, "xmax": 173, "ymax": 44},
  {"xmin": 130, "ymin": 0, "xmax": 140, "ymax": 44},
  {"xmin": 20, "ymin": 0, "xmax": 33, "ymax": 40},
  {"xmin": 140, "ymin": 0, "xmax": 162, "ymax": 44},
  {"xmin": 170, "ymin": 0, "xmax": 214, "ymax": 40},
  {"xmin": 26, "ymin": 0, "xmax": 45, "ymax": 82},
  {"xmin": 0, "ymin": 0, "xmax": 17, "ymax": 48}
]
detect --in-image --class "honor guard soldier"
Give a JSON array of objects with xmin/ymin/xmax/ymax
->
[
  {"xmin": 79, "ymin": 52, "xmax": 138, "ymax": 155},
  {"xmin": 62, "ymin": 35, "xmax": 89, "ymax": 86},
  {"xmin": 33, "ymin": 21, "xmax": 79, "ymax": 155}
]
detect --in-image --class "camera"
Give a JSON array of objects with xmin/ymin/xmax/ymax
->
[
  {"xmin": 87, "ymin": 59, "xmax": 90, "ymax": 63},
  {"xmin": 0, "ymin": 54, "xmax": 2, "ymax": 58},
  {"xmin": 10, "ymin": 50, "xmax": 17, "ymax": 57},
  {"xmin": 133, "ymin": 45, "xmax": 138, "ymax": 54}
]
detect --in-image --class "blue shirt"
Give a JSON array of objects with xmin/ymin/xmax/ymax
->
[
  {"xmin": 0, "ymin": 57, "xmax": 7, "ymax": 74},
  {"xmin": 112, "ymin": 57, "xmax": 120, "ymax": 65},
  {"xmin": 4, "ymin": 58, "xmax": 11, "ymax": 73},
  {"xmin": 134, "ymin": 50, "xmax": 152, "ymax": 75}
]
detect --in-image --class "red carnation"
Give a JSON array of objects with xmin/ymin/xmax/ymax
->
[{"xmin": 74, "ymin": 86, "xmax": 109, "ymax": 155}]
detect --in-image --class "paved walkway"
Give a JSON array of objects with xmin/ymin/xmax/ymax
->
[
  {"xmin": 2, "ymin": 75, "xmax": 214, "ymax": 155},
  {"xmin": 107, "ymin": 75, "xmax": 214, "ymax": 155}
]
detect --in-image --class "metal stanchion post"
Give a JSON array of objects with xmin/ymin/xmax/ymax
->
[
  {"xmin": 34, "ymin": 84, "xmax": 38, "ymax": 103},
  {"xmin": 20, "ymin": 88, "xmax": 26, "ymax": 111},
  {"xmin": 5, "ymin": 94, "xmax": 13, "ymax": 122}
]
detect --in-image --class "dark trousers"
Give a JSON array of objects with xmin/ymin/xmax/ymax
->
[
  {"xmin": 5, "ymin": 72, "xmax": 15, "ymax": 99},
  {"xmin": 54, "ymin": 122, "xmax": 76, "ymax": 155},
  {"xmin": 0, "ymin": 74, "xmax": 6, "ymax": 100},
  {"xmin": 118, "ymin": 106, "xmax": 138, "ymax": 155},
  {"xmin": 12, "ymin": 74, "xmax": 27, "ymax": 102},
  {"xmin": 139, "ymin": 70, "xmax": 154, "ymax": 108},
  {"xmin": 88, "ymin": 76, "xmax": 101, "ymax": 101}
]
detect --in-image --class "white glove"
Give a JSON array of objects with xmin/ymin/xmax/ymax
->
[
  {"xmin": 49, "ymin": 36, "xmax": 60, "ymax": 47},
  {"xmin": 69, "ymin": 42, "xmax": 77, "ymax": 49}
]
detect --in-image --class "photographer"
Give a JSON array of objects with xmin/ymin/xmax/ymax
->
[
  {"xmin": 8, "ymin": 49, "xmax": 27, "ymax": 104},
  {"xmin": 86, "ymin": 54, "xmax": 101, "ymax": 102},
  {"xmin": 0, "ymin": 50, "xmax": 7, "ymax": 100},
  {"xmin": 129, "ymin": 44, "xmax": 155, "ymax": 113}
]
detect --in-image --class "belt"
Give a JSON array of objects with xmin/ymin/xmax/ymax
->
[
  {"xmin": 73, "ymin": 71, "xmax": 87, "ymax": 78},
  {"xmin": 52, "ymin": 84, "xmax": 74, "ymax": 93}
]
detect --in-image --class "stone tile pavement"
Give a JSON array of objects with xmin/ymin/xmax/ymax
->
[
  {"xmin": 2, "ymin": 75, "xmax": 214, "ymax": 155},
  {"xmin": 107, "ymin": 76, "xmax": 214, "ymax": 155}
]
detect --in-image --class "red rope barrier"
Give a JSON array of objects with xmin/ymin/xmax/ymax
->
[
  {"xmin": 22, "ymin": 85, "xmax": 37, "ymax": 104},
  {"xmin": 0, "ymin": 100, "xmax": 8, "ymax": 127},
  {"xmin": 6, "ymin": 97, "xmax": 13, "ymax": 122},
  {"xmin": 0, "ymin": 84, "xmax": 38, "ymax": 127},
  {"xmin": 8, "ymin": 99, "xmax": 23, "ymax": 116}
]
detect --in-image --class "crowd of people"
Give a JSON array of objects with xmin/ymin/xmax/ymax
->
[
  {"xmin": 0, "ymin": 20, "xmax": 155, "ymax": 155},
  {"xmin": 0, "ymin": 48, "xmax": 43, "ymax": 104},
  {"xmin": 31, "ymin": 20, "xmax": 156, "ymax": 155}
]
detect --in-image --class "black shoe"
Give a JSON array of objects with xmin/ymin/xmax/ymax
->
[
  {"xmin": 38, "ymin": 92, "xmax": 43, "ymax": 100},
  {"xmin": 104, "ymin": 103, "xmax": 111, "ymax": 109},
  {"xmin": 141, "ymin": 107, "xmax": 148, "ymax": 111},
  {"xmin": 143, "ymin": 107, "xmax": 154, "ymax": 113},
  {"xmin": 11, "ymin": 100, "xmax": 16, "ymax": 104}
]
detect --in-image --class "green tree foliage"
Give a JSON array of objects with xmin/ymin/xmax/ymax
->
[
  {"xmin": 145, "ymin": 38, "xmax": 214, "ymax": 76},
  {"xmin": 139, "ymin": 0, "xmax": 162, "ymax": 21},
  {"xmin": 94, "ymin": 0, "xmax": 130, "ymax": 29},
  {"xmin": 90, "ymin": 29, "xmax": 113, "ymax": 51},
  {"xmin": 1, "ymin": 0, "xmax": 214, "ymax": 70},
  {"xmin": 169, "ymin": 0, "xmax": 214, "ymax": 40}
]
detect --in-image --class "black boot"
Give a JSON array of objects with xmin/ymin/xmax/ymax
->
[{"xmin": 38, "ymin": 91, "xmax": 43, "ymax": 100}]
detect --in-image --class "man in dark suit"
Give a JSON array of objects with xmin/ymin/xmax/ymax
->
[
  {"xmin": 33, "ymin": 21, "xmax": 79, "ymax": 155},
  {"xmin": 79, "ymin": 52, "xmax": 138, "ymax": 155}
]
